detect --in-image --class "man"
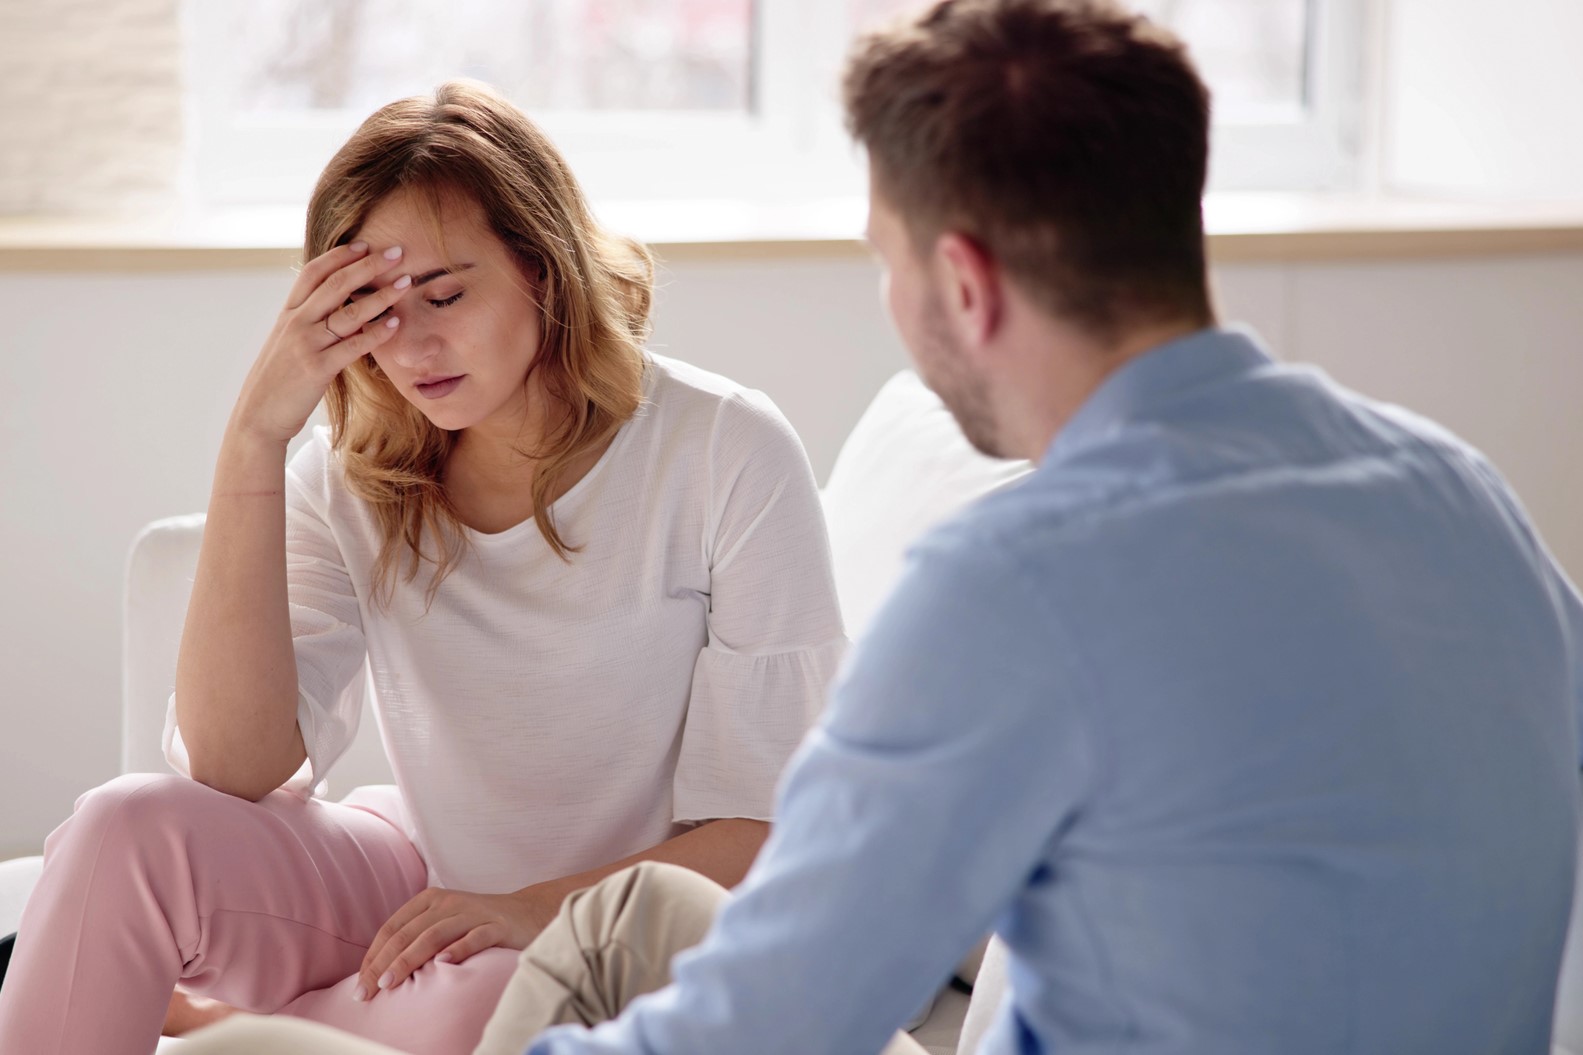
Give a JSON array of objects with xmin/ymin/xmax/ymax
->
[{"xmin": 186, "ymin": 0, "xmax": 1583, "ymax": 1052}]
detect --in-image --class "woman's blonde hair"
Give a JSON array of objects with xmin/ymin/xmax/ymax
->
[{"xmin": 305, "ymin": 80, "xmax": 652, "ymax": 606}]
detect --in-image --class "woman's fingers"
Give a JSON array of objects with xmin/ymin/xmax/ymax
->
[
  {"xmin": 435, "ymin": 923, "xmax": 503, "ymax": 966},
  {"xmin": 352, "ymin": 890, "xmax": 518, "ymax": 1001},
  {"xmin": 322, "ymin": 272, "xmax": 413, "ymax": 344},
  {"xmin": 376, "ymin": 919, "xmax": 470, "ymax": 992},
  {"xmin": 358, "ymin": 893, "xmax": 448, "ymax": 999},
  {"xmin": 233, "ymin": 242, "xmax": 409, "ymax": 447},
  {"xmin": 285, "ymin": 241, "xmax": 369, "ymax": 311},
  {"xmin": 299, "ymin": 244, "xmax": 407, "ymax": 326},
  {"xmin": 326, "ymin": 313, "xmax": 402, "ymax": 372},
  {"xmin": 357, "ymin": 892, "xmax": 430, "ymax": 999},
  {"xmin": 358, "ymin": 910, "xmax": 462, "ymax": 1000}
]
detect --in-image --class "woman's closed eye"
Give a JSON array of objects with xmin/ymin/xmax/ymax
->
[{"xmin": 347, "ymin": 289, "xmax": 463, "ymax": 320}]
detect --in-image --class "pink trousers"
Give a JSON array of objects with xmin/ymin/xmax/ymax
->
[{"xmin": 0, "ymin": 773, "xmax": 518, "ymax": 1055}]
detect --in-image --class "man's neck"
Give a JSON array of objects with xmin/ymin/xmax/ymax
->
[{"xmin": 1014, "ymin": 315, "xmax": 1213, "ymax": 463}]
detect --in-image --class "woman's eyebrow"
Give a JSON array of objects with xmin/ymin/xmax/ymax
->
[
  {"xmin": 354, "ymin": 263, "xmax": 475, "ymax": 296},
  {"xmin": 412, "ymin": 263, "xmax": 476, "ymax": 287}
]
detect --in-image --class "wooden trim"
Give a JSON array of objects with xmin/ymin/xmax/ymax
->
[
  {"xmin": 6, "ymin": 201, "xmax": 1583, "ymax": 271},
  {"xmin": 651, "ymin": 239, "xmax": 870, "ymax": 263},
  {"xmin": 1207, "ymin": 225, "xmax": 1583, "ymax": 263}
]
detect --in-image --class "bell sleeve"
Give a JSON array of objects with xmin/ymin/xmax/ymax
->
[{"xmin": 672, "ymin": 391, "xmax": 849, "ymax": 824}]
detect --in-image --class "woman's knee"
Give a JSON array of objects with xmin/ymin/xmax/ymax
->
[{"xmin": 49, "ymin": 773, "xmax": 234, "ymax": 859}]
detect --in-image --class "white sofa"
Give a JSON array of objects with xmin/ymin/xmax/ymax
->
[
  {"xmin": 5, "ymin": 368, "xmax": 1583, "ymax": 1054},
  {"xmin": 0, "ymin": 371, "xmax": 1028, "ymax": 1054}
]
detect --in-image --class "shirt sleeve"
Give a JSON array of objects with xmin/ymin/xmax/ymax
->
[
  {"xmin": 162, "ymin": 431, "xmax": 370, "ymax": 798},
  {"xmin": 1552, "ymin": 566, "xmax": 1583, "ymax": 771},
  {"xmin": 1459, "ymin": 449, "xmax": 1583, "ymax": 771},
  {"xmin": 531, "ymin": 527, "xmax": 1097, "ymax": 1055},
  {"xmin": 671, "ymin": 391, "xmax": 848, "ymax": 824}
]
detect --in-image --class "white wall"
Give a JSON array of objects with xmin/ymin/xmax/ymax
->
[
  {"xmin": 0, "ymin": 0, "xmax": 182, "ymax": 214},
  {"xmin": 1384, "ymin": 0, "xmax": 1583, "ymax": 199},
  {"xmin": 2, "ymin": 248, "xmax": 1582, "ymax": 857}
]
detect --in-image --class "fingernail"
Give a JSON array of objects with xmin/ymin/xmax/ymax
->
[
  {"xmin": 378, "ymin": 971, "xmax": 395, "ymax": 990},
  {"xmin": 349, "ymin": 241, "xmax": 368, "ymax": 254},
  {"xmin": 383, "ymin": 246, "xmax": 403, "ymax": 260},
  {"xmin": 385, "ymin": 316, "xmax": 400, "ymax": 328},
  {"xmin": 353, "ymin": 985, "xmax": 368, "ymax": 1002},
  {"xmin": 436, "ymin": 952, "xmax": 454, "ymax": 964},
  {"xmin": 394, "ymin": 274, "xmax": 412, "ymax": 290}
]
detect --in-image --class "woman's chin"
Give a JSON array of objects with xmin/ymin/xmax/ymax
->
[{"xmin": 404, "ymin": 403, "xmax": 475, "ymax": 432}]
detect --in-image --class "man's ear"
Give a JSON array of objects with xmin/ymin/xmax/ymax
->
[{"xmin": 934, "ymin": 231, "xmax": 1003, "ymax": 355}]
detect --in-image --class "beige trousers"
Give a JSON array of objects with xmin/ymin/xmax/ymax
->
[{"xmin": 180, "ymin": 861, "xmax": 929, "ymax": 1055}]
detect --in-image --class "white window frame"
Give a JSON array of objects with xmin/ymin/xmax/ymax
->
[
  {"xmin": 1204, "ymin": 0, "xmax": 1364, "ymax": 191},
  {"xmin": 182, "ymin": 0, "xmax": 1363, "ymax": 210}
]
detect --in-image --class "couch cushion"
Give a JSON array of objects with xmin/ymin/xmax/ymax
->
[
  {"xmin": 123, "ymin": 514, "xmax": 207, "ymax": 776},
  {"xmin": 0, "ymin": 855, "xmax": 43, "ymax": 935},
  {"xmin": 822, "ymin": 370, "xmax": 1034, "ymax": 640}
]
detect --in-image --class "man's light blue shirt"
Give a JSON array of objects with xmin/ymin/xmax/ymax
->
[{"xmin": 531, "ymin": 327, "xmax": 1583, "ymax": 1054}]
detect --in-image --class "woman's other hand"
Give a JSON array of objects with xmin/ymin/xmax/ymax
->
[
  {"xmin": 353, "ymin": 884, "xmax": 563, "ymax": 1001},
  {"xmin": 232, "ymin": 242, "xmax": 414, "ymax": 447}
]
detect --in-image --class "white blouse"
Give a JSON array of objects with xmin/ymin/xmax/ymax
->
[{"xmin": 166, "ymin": 355, "xmax": 846, "ymax": 893}]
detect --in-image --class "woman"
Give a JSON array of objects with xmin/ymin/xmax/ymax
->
[{"xmin": 0, "ymin": 81, "xmax": 843, "ymax": 1054}]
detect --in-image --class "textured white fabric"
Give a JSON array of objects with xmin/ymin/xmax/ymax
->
[
  {"xmin": 164, "ymin": 355, "xmax": 845, "ymax": 894},
  {"xmin": 821, "ymin": 371, "xmax": 1033, "ymax": 640}
]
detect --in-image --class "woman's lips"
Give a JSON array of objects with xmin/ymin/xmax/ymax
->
[{"xmin": 414, "ymin": 376, "xmax": 464, "ymax": 400}]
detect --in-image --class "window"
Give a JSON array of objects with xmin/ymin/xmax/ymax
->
[
  {"xmin": 851, "ymin": 0, "xmax": 1362, "ymax": 191},
  {"xmin": 185, "ymin": 0, "xmax": 1360, "ymax": 208},
  {"xmin": 1133, "ymin": 0, "xmax": 1363, "ymax": 190},
  {"xmin": 186, "ymin": 0, "xmax": 791, "ymax": 205},
  {"xmin": 219, "ymin": 2, "xmax": 754, "ymax": 114}
]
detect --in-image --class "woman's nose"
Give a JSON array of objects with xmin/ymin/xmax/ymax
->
[{"xmin": 385, "ymin": 316, "xmax": 440, "ymax": 369}]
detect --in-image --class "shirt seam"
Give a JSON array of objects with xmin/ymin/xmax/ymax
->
[
  {"xmin": 969, "ymin": 531, "xmax": 1137, "ymax": 1045},
  {"xmin": 695, "ymin": 633, "xmax": 848, "ymax": 661}
]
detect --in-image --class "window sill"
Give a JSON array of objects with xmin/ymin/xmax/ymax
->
[{"xmin": 3, "ymin": 193, "xmax": 1583, "ymax": 271}]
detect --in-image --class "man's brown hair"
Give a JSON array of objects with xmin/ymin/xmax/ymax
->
[{"xmin": 844, "ymin": 0, "xmax": 1214, "ymax": 340}]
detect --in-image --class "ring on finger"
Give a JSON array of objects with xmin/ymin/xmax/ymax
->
[{"xmin": 323, "ymin": 317, "xmax": 343, "ymax": 342}]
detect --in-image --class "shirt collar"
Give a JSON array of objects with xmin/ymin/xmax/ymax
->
[{"xmin": 1043, "ymin": 325, "xmax": 1275, "ymax": 465}]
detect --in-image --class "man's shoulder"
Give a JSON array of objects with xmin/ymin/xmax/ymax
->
[
  {"xmin": 902, "ymin": 368, "xmax": 1484, "ymax": 586},
  {"xmin": 1342, "ymin": 388, "xmax": 1489, "ymax": 469},
  {"xmin": 914, "ymin": 447, "xmax": 1142, "ymax": 554},
  {"xmin": 901, "ymin": 472, "xmax": 1096, "ymax": 603}
]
